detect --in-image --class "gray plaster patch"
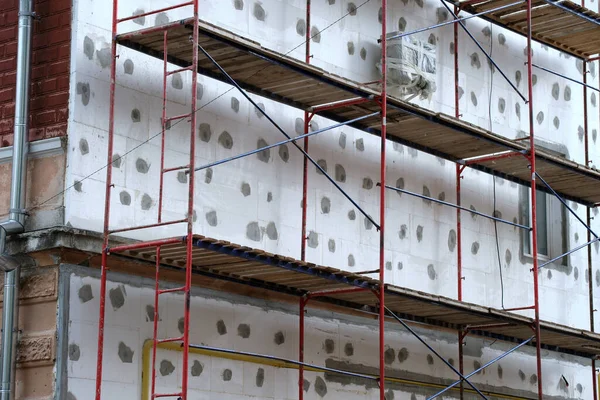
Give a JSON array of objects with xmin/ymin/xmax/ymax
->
[
  {"xmin": 315, "ymin": 376, "xmax": 327, "ymax": 397},
  {"xmin": 124, "ymin": 59, "xmax": 134, "ymax": 74},
  {"xmin": 470, "ymin": 205, "xmax": 477, "ymax": 219},
  {"xmin": 191, "ymin": 360, "xmax": 203, "ymax": 376},
  {"xmin": 79, "ymin": 284, "xmax": 93, "ymax": 303},
  {"xmin": 303, "ymin": 379, "xmax": 310, "ymax": 392},
  {"xmin": 564, "ymin": 85, "xmax": 571, "ymax": 101},
  {"xmin": 397, "ymin": 262, "xmax": 403, "ymax": 270},
  {"xmin": 119, "ymin": 191, "xmax": 131, "ymax": 206},
  {"xmin": 178, "ymin": 317, "xmax": 185, "ymax": 334},
  {"xmin": 74, "ymin": 180, "xmax": 82, "ymax": 192},
  {"xmin": 155, "ymin": 12, "xmax": 169, "ymax": 26},
  {"xmin": 399, "ymin": 224, "xmax": 408, "ymax": 240},
  {"xmin": 482, "ymin": 26, "xmax": 491, "ymax": 37},
  {"xmin": 67, "ymin": 393, "xmax": 76, "ymax": 400},
  {"xmin": 536, "ymin": 111, "xmax": 544, "ymax": 124},
  {"xmin": 470, "ymin": 53, "xmax": 481, "ymax": 69},
  {"xmin": 422, "ymin": 185, "xmax": 431, "ymax": 205},
  {"xmin": 360, "ymin": 47, "xmax": 367, "ymax": 60},
  {"xmin": 307, "ymin": 231, "xmax": 319, "ymax": 248},
  {"xmin": 246, "ymin": 222, "xmax": 262, "ymax": 242},
  {"xmin": 118, "ymin": 342, "xmax": 134, "ymax": 363},
  {"xmin": 355, "ymin": 138, "xmax": 365, "ymax": 151},
  {"xmin": 458, "ymin": 86, "xmax": 464, "ymax": 99},
  {"xmin": 552, "ymin": 82, "xmax": 560, "ymax": 100},
  {"xmin": 145, "ymin": 305, "xmax": 155, "ymax": 322},
  {"xmin": 112, "ymin": 154, "xmax": 122, "ymax": 168},
  {"xmin": 474, "ymin": 360, "xmax": 482, "ymax": 374},
  {"xmin": 596, "ymin": 269, "xmax": 600, "ymax": 287},
  {"xmin": 310, "ymin": 120, "xmax": 319, "ymax": 131},
  {"xmin": 348, "ymin": 210, "xmax": 356, "ymax": 220},
  {"xmin": 266, "ymin": 222, "xmax": 278, "ymax": 240},
  {"xmin": 267, "ymin": 192, "xmax": 272, "ymax": 202},
  {"xmin": 364, "ymin": 217, "xmax": 373, "ymax": 230},
  {"xmin": 470, "ymin": 92, "xmax": 478, "ymax": 107},
  {"xmin": 448, "ymin": 229, "xmax": 457, "ymax": 252},
  {"xmin": 547, "ymin": 270, "xmax": 553, "ymax": 279},
  {"xmin": 347, "ymin": 2, "xmax": 357, "ymax": 15},
  {"xmin": 344, "ymin": 342, "xmax": 354, "ymax": 356},
  {"xmin": 141, "ymin": 194, "xmax": 153, "ymax": 210},
  {"xmin": 436, "ymin": 7, "xmax": 448, "ymax": 23},
  {"xmin": 222, "ymin": 369, "xmax": 232, "ymax": 381},
  {"xmin": 347, "ymin": 41, "xmax": 355, "ymax": 55},
  {"xmin": 348, "ymin": 254, "xmax": 355, "ymax": 267},
  {"xmin": 257, "ymin": 139, "xmax": 270, "ymax": 163},
  {"xmin": 217, "ymin": 320, "xmax": 227, "ymax": 335},
  {"xmin": 328, "ymin": 239, "xmax": 336, "ymax": 253},
  {"xmin": 438, "ymin": 191, "xmax": 445, "ymax": 201},
  {"xmin": 449, "ymin": 41, "xmax": 455, "ymax": 55},
  {"xmin": 335, "ymin": 164, "xmax": 346, "ymax": 182},
  {"xmin": 398, "ymin": 347, "xmax": 409, "ymax": 362},
  {"xmin": 230, "ymin": 97, "xmax": 240, "ymax": 113},
  {"xmin": 253, "ymin": 3, "xmax": 266, "ymax": 20},
  {"xmin": 393, "ymin": 142, "xmax": 403, "ymax": 153},
  {"xmin": 241, "ymin": 182, "xmax": 251, "ymax": 197},
  {"xmin": 109, "ymin": 286, "xmax": 126, "ymax": 310},
  {"xmin": 177, "ymin": 171, "xmax": 187, "ymax": 184},
  {"xmin": 577, "ymin": 59, "xmax": 584, "ymax": 75},
  {"xmin": 234, "ymin": 0, "xmax": 244, "ymax": 10},
  {"xmin": 279, "ymin": 144, "xmax": 289, "ymax": 162},
  {"xmin": 206, "ymin": 210, "xmax": 218, "ymax": 227},
  {"xmin": 428, "ymin": 33, "xmax": 436, "ymax": 45},
  {"xmin": 530, "ymin": 374, "xmax": 538, "ymax": 385},
  {"xmin": 69, "ymin": 343, "xmax": 81, "ymax": 361},
  {"xmin": 498, "ymin": 98, "xmax": 506, "ymax": 113},
  {"xmin": 296, "ymin": 19, "xmax": 306, "ymax": 36},
  {"xmin": 577, "ymin": 383, "xmax": 583, "ymax": 393},
  {"xmin": 136, "ymin": 158, "xmax": 149, "ymax": 173},
  {"xmin": 96, "ymin": 47, "xmax": 111, "ymax": 69},
  {"xmin": 324, "ymin": 339, "xmax": 335, "ymax": 354},
  {"xmin": 198, "ymin": 123, "xmax": 212, "ymax": 142},
  {"xmin": 578, "ymin": 125, "xmax": 585, "ymax": 141},
  {"xmin": 593, "ymin": 92, "xmax": 597, "ymax": 107},
  {"xmin": 83, "ymin": 36, "xmax": 94, "ymax": 60},
  {"xmin": 255, "ymin": 103, "xmax": 265, "ymax": 118},
  {"xmin": 274, "ymin": 331, "xmax": 285, "ymax": 345},
  {"xmin": 256, "ymin": 368, "xmax": 265, "ymax": 387},
  {"xmin": 386, "ymin": 261, "xmax": 392, "ymax": 271},
  {"xmin": 295, "ymin": 118, "xmax": 305, "ymax": 134},
  {"xmin": 414, "ymin": 0, "xmax": 424, "ymax": 7},
  {"xmin": 471, "ymin": 242, "xmax": 479, "ymax": 255},
  {"xmin": 171, "ymin": 73, "xmax": 183, "ymax": 90},
  {"xmin": 398, "ymin": 17, "xmax": 407, "ymax": 31},
  {"xmin": 395, "ymin": 178, "xmax": 405, "ymax": 194},
  {"xmin": 426, "ymin": 354, "xmax": 434, "ymax": 365},
  {"xmin": 408, "ymin": 148, "xmax": 418, "ymax": 158},
  {"xmin": 363, "ymin": 177, "xmax": 373, "ymax": 190},
  {"xmin": 505, "ymin": 249, "xmax": 512, "ymax": 266},
  {"xmin": 79, "ymin": 138, "xmax": 89, "ymax": 155},
  {"xmin": 378, "ymin": 7, "xmax": 383, "ymax": 23},
  {"xmin": 515, "ymin": 70, "xmax": 522, "ymax": 87},
  {"xmin": 553, "ymin": 116, "xmax": 560, "ymax": 129},
  {"xmin": 416, "ymin": 225, "xmax": 424, "ymax": 242},
  {"xmin": 160, "ymin": 360, "xmax": 175, "ymax": 376},
  {"xmin": 238, "ymin": 323, "xmax": 251, "ymax": 338},
  {"xmin": 311, "ymin": 26, "xmax": 321, "ymax": 43},
  {"xmin": 321, "ymin": 197, "xmax": 331, "ymax": 214},
  {"xmin": 427, "ymin": 264, "xmax": 437, "ymax": 280},
  {"xmin": 574, "ymin": 267, "xmax": 579, "ymax": 280},
  {"xmin": 132, "ymin": 9, "xmax": 146, "ymax": 25},
  {"xmin": 386, "ymin": 389, "xmax": 394, "ymax": 400},
  {"xmin": 575, "ymin": 232, "xmax": 579, "ymax": 242},
  {"xmin": 498, "ymin": 364, "xmax": 503, "ymax": 379},
  {"xmin": 339, "ymin": 132, "xmax": 347, "ymax": 148},
  {"xmin": 518, "ymin": 370, "xmax": 526, "ymax": 381},
  {"xmin": 498, "ymin": 33, "xmax": 506, "ymax": 45},
  {"xmin": 218, "ymin": 131, "xmax": 234, "ymax": 149},
  {"xmin": 515, "ymin": 102, "xmax": 521, "ymax": 120}
]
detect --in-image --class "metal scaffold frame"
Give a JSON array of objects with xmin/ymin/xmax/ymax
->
[{"xmin": 94, "ymin": 0, "xmax": 600, "ymax": 399}]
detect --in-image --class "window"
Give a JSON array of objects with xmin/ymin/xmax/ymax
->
[{"xmin": 520, "ymin": 188, "xmax": 568, "ymax": 264}]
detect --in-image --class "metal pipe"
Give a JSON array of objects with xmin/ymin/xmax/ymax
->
[
  {"xmin": 385, "ymin": 1, "xmax": 524, "ymax": 41},
  {"xmin": 0, "ymin": 2, "xmax": 34, "ymax": 399},
  {"xmin": 427, "ymin": 337, "xmax": 534, "ymax": 400},
  {"xmin": 439, "ymin": 0, "xmax": 527, "ymax": 102},
  {"xmin": 299, "ymin": 297, "xmax": 306, "ymax": 400},
  {"xmin": 196, "ymin": 44, "xmax": 380, "ymax": 230},
  {"xmin": 533, "ymin": 63, "xmax": 600, "ymax": 93},
  {"xmin": 301, "ymin": 0, "xmax": 311, "ymax": 265},
  {"xmin": 384, "ymin": 185, "xmax": 531, "ymax": 230}
]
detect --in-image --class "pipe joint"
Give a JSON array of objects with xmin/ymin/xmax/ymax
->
[{"xmin": 0, "ymin": 220, "xmax": 24, "ymax": 236}]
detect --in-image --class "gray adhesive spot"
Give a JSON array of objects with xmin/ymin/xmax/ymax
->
[
  {"xmin": 386, "ymin": 261, "xmax": 392, "ymax": 270},
  {"xmin": 482, "ymin": 26, "xmax": 491, "ymax": 37},
  {"xmin": 155, "ymin": 12, "xmax": 169, "ymax": 26},
  {"xmin": 344, "ymin": 342, "xmax": 354, "ymax": 356},
  {"xmin": 414, "ymin": 0, "xmax": 424, "ymax": 7},
  {"xmin": 315, "ymin": 376, "xmax": 328, "ymax": 397},
  {"xmin": 198, "ymin": 123, "xmax": 212, "ymax": 142},
  {"xmin": 296, "ymin": 19, "xmax": 306, "ymax": 36},
  {"xmin": 255, "ymin": 103, "xmax": 265, "ymax": 118},
  {"xmin": 395, "ymin": 178, "xmax": 405, "ymax": 194},
  {"xmin": 145, "ymin": 305, "xmax": 154, "ymax": 322},
  {"xmin": 230, "ymin": 97, "xmax": 240, "ymax": 113},
  {"xmin": 253, "ymin": 3, "xmax": 266, "ymax": 20},
  {"xmin": 470, "ymin": 53, "xmax": 481, "ymax": 69},
  {"xmin": 69, "ymin": 344, "xmax": 81, "ymax": 361},
  {"xmin": 449, "ymin": 42, "xmax": 454, "ymax": 55},
  {"xmin": 257, "ymin": 139, "xmax": 270, "ymax": 163},
  {"xmin": 348, "ymin": 254, "xmax": 355, "ymax": 267},
  {"xmin": 136, "ymin": 158, "xmax": 149, "ymax": 173},
  {"xmin": 217, "ymin": 320, "xmax": 227, "ymax": 335},
  {"xmin": 360, "ymin": 47, "xmax": 367, "ymax": 60},
  {"xmin": 119, "ymin": 191, "xmax": 131, "ymax": 206},
  {"xmin": 574, "ymin": 267, "xmax": 579, "ymax": 280},
  {"xmin": 470, "ymin": 92, "xmax": 478, "ymax": 107},
  {"xmin": 498, "ymin": 33, "xmax": 506, "ymax": 45},
  {"xmin": 79, "ymin": 138, "xmax": 89, "ymax": 155},
  {"xmin": 141, "ymin": 194, "xmax": 153, "ymax": 210},
  {"xmin": 266, "ymin": 222, "xmax": 278, "ymax": 240},
  {"xmin": 458, "ymin": 86, "xmax": 464, "ymax": 99},
  {"xmin": 470, "ymin": 205, "xmax": 477, "ymax": 219},
  {"xmin": 363, "ymin": 177, "xmax": 373, "ymax": 190},
  {"xmin": 118, "ymin": 342, "xmax": 134, "ymax": 363},
  {"xmin": 553, "ymin": 116, "xmax": 560, "ymax": 129},
  {"xmin": 356, "ymin": 138, "xmax": 365, "ymax": 151},
  {"xmin": 515, "ymin": 70, "xmax": 522, "ymax": 87},
  {"xmin": 79, "ymin": 284, "xmax": 93, "ymax": 303},
  {"xmin": 311, "ymin": 26, "xmax": 321, "ymax": 43},
  {"xmin": 384, "ymin": 348, "xmax": 395, "ymax": 364},
  {"xmin": 348, "ymin": 210, "xmax": 356, "ymax": 220},
  {"xmin": 321, "ymin": 197, "xmax": 330, "ymax": 213},
  {"xmin": 160, "ymin": 360, "xmax": 175, "ymax": 376},
  {"xmin": 564, "ymin": 85, "xmax": 571, "ymax": 101},
  {"xmin": 448, "ymin": 229, "xmax": 457, "ymax": 252},
  {"xmin": 191, "ymin": 360, "xmax": 203, "ymax": 376},
  {"xmin": 124, "ymin": 59, "xmax": 134, "ymax": 74},
  {"xmin": 416, "ymin": 225, "xmax": 424, "ymax": 242},
  {"xmin": 427, "ymin": 354, "xmax": 434, "ymax": 365},
  {"xmin": 498, "ymin": 364, "xmax": 503, "ymax": 379},
  {"xmin": 83, "ymin": 36, "xmax": 95, "ymax": 60},
  {"xmin": 364, "ymin": 217, "xmax": 373, "ymax": 230},
  {"xmin": 307, "ymin": 231, "xmax": 319, "ymax": 248},
  {"xmin": 397, "ymin": 262, "xmax": 403, "ymax": 270},
  {"xmin": 515, "ymin": 102, "xmax": 521, "ymax": 120},
  {"xmin": 422, "ymin": 186, "xmax": 431, "ymax": 205},
  {"xmin": 177, "ymin": 171, "xmax": 187, "ymax": 184},
  {"xmin": 577, "ymin": 383, "xmax": 583, "ymax": 393},
  {"xmin": 547, "ymin": 270, "xmax": 553, "ymax": 279},
  {"xmin": 241, "ymin": 182, "xmax": 251, "ymax": 197},
  {"xmin": 96, "ymin": 47, "xmax": 111, "ymax": 68},
  {"xmin": 498, "ymin": 98, "xmax": 506, "ymax": 113},
  {"xmin": 505, "ymin": 249, "xmax": 512, "ymax": 266},
  {"xmin": 427, "ymin": 264, "xmax": 437, "ymax": 280},
  {"xmin": 471, "ymin": 242, "xmax": 480, "ymax": 255},
  {"xmin": 578, "ymin": 125, "xmax": 585, "ymax": 141},
  {"xmin": 234, "ymin": 0, "xmax": 244, "ymax": 10},
  {"xmin": 303, "ymin": 379, "xmax": 310, "ymax": 392},
  {"xmin": 279, "ymin": 144, "xmax": 289, "ymax": 162},
  {"xmin": 593, "ymin": 92, "xmax": 597, "ymax": 107},
  {"xmin": 324, "ymin": 339, "xmax": 335, "ymax": 353},
  {"xmin": 218, "ymin": 131, "xmax": 234, "ymax": 149},
  {"xmin": 246, "ymin": 222, "xmax": 262, "ymax": 242},
  {"xmin": 347, "ymin": 2, "xmax": 357, "ymax": 15},
  {"xmin": 109, "ymin": 286, "xmax": 125, "ymax": 310},
  {"xmin": 530, "ymin": 374, "xmax": 538, "ymax": 385},
  {"xmin": 347, "ymin": 41, "xmax": 355, "ymax": 55},
  {"xmin": 112, "ymin": 154, "xmax": 122, "ymax": 168},
  {"xmin": 398, "ymin": 17, "xmax": 407, "ymax": 31},
  {"xmin": 172, "ymin": 73, "xmax": 183, "ymax": 90},
  {"xmin": 410, "ymin": 395, "xmax": 417, "ymax": 400},
  {"xmin": 428, "ymin": 33, "xmax": 436, "ymax": 45},
  {"xmin": 274, "ymin": 331, "xmax": 285, "ymax": 345},
  {"xmin": 399, "ymin": 224, "xmax": 408, "ymax": 240},
  {"xmin": 393, "ymin": 142, "xmax": 403, "ymax": 153},
  {"xmin": 552, "ymin": 82, "xmax": 560, "ymax": 100},
  {"xmin": 577, "ymin": 59, "xmax": 584, "ymax": 75},
  {"xmin": 438, "ymin": 191, "xmax": 445, "ymax": 201},
  {"xmin": 558, "ymin": 377, "xmax": 568, "ymax": 392},
  {"xmin": 295, "ymin": 118, "xmax": 304, "ymax": 134},
  {"xmin": 398, "ymin": 348, "xmax": 409, "ymax": 362},
  {"xmin": 178, "ymin": 317, "xmax": 185, "ymax": 334},
  {"xmin": 267, "ymin": 192, "xmax": 273, "ymax": 202},
  {"xmin": 335, "ymin": 164, "xmax": 346, "ymax": 182},
  {"xmin": 67, "ymin": 393, "xmax": 76, "ymax": 400},
  {"xmin": 436, "ymin": 7, "xmax": 448, "ymax": 23},
  {"xmin": 474, "ymin": 360, "xmax": 482, "ymax": 374},
  {"xmin": 256, "ymin": 368, "xmax": 265, "ymax": 387},
  {"xmin": 449, "ymin": 358, "xmax": 454, "ymax": 366},
  {"xmin": 536, "ymin": 111, "xmax": 544, "ymax": 124},
  {"xmin": 596, "ymin": 269, "xmax": 600, "ymax": 287},
  {"xmin": 339, "ymin": 132, "xmax": 347, "ymax": 148},
  {"xmin": 378, "ymin": 7, "xmax": 383, "ymax": 23},
  {"xmin": 408, "ymin": 148, "xmax": 418, "ymax": 158},
  {"xmin": 206, "ymin": 210, "xmax": 217, "ymax": 227},
  {"xmin": 132, "ymin": 9, "xmax": 146, "ymax": 25},
  {"xmin": 222, "ymin": 369, "xmax": 232, "ymax": 381},
  {"xmin": 238, "ymin": 323, "xmax": 251, "ymax": 338},
  {"xmin": 518, "ymin": 370, "xmax": 526, "ymax": 381},
  {"xmin": 386, "ymin": 389, "xmax": 395, "ymax": 400},
  {"xmin": 74, "ymin": 180, "xmax": 82, "ymax": 192}
]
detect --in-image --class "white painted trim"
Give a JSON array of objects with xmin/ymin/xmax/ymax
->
[{"xmin": 0, "ymin": 137, "xmax": 65, "ymax": 165}]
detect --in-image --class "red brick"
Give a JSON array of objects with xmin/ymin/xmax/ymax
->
[
  {"xmin": 0, "ymin": 118, "xmax": 13, "ymax": 135},
  {"xmin": 28, "ymin": 127, "xmax": 46, "ymax": 142},
  {"xmin": 33, "ymin": 47, "xmax": 60, "ymax": 65},
  {"xmin": 4, "ymin": 41, "xmax": 17, "ymax": 56},
  {"xmin": 3, "ymin": 103, "xmax": 14, "ymax": 118},
  {"xmin": 47, "ymin": 60, "xmax": 69, "ymax": 76},
  {"xmin": 0, "ymin": 88, "xmax": 13, "ymax": 103},
  {"xmin": 1, "ymin": 134, "xmax": 14, "ymax": 148},
  {"xmin": 30, "ymin": 65, "xmax": 46, "ymax": 80},
  {"xmin": 38, "ymin": 78, "xmax": 58, "ymax": 94},
  {"xmin": 57, "ymin": 75, "xmax": 69, "ymax": 90},
  {"xmin": 33, "ymin": 110, "xmax": 56, "ymax": 125},
  {"xmin": 0, "ymin": 27, "xmax": 15, "ymax": 43},
  {"xmin": 36, "ymin": 14, "xmax": 61, "ymax": 32},
  {"xmin": 0, "ymin": 58, "xmax": 15, "ymax": 73},
  {"xmin": 56, "ymin": 107, "xmax": 68, "ymax": 123},
  {"xmin": 30, "ymin": 92, "xmax": 68, "ymax": 110},
  {"xmin": 57, "ymin": 43, "xmax": 70, "ymax": 59},
  {"xmin": 47, "ymin": 28, "xmax": 70, "ymax": 46}
]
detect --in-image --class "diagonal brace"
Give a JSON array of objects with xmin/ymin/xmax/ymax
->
[
  {"xmin": 384, "ymin": 306, "xmax": 489, "ymax": 400},
  {"xmin": 197, "ymin": 44, "xmax": 380, "ymax": 230},
  {"xmin": 427, "ymin": 336, "xmax": 534, "ymax": 399}
]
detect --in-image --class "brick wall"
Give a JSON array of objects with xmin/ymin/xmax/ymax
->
[{"xmin": 0, "ymin": 0, "xmax": 71, "ymax": 148}]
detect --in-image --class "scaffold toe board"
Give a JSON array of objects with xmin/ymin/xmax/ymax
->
[
  {"xmin": 113, "ymin": 234, "xmax": 600, "ymax": 359},
  {"xmin": 116, "ymin": 19, "xmax": 600, "ymax": 205},
  {"xmin": 456, "ymin": 0, "xmax": 600, "ymax": 57}
]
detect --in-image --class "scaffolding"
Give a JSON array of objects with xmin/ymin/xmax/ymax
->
[{"xmin": 94, "ymin": 0, "xmax": 600, "ymax": 399}]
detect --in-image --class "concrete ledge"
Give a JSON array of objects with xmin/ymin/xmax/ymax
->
[{"xmin": 0, "ymin": 137, "xmax": 66, "ymax": 165}]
